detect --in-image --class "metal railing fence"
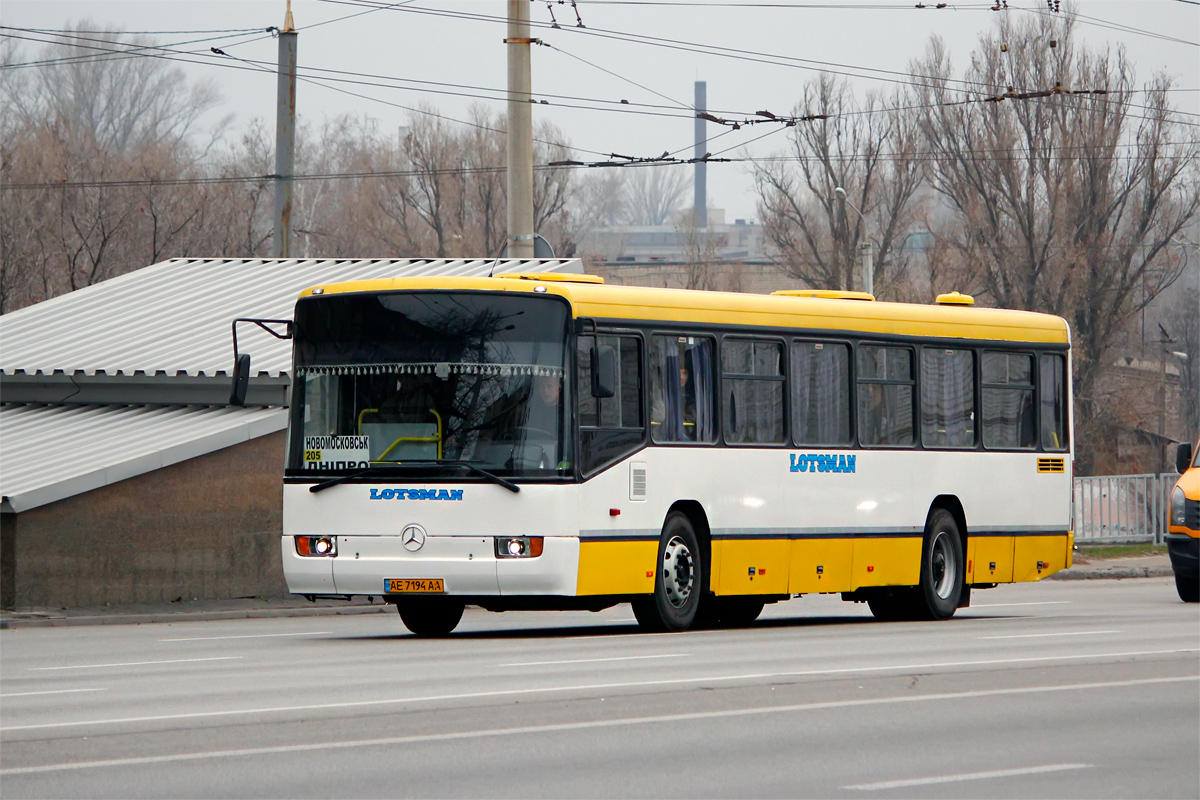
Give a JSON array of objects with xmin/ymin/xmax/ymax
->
[{"xmin": 1073, "ymin": 473, "xmax": 1178, "ymax": 544}]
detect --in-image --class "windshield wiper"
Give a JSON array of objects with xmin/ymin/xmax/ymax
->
[{"xmin": 309, "ymin": 460, "xmax": 519, "ymax": 494}]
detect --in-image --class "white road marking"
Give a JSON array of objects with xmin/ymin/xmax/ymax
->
[
  {"xmin": 979, "ymin": 631, "xmax": 1119, "ymax": 640},
  {"xmin": 2, "ymin": 648, "xmax": 1194, "ymax": 733},
  {"xmin": 1, "ymin": 679, "xmax": 1188, "ymax": 776},
  {"xmin": 499, "ymin": 654, "xmax": 689, "ymax": 667},
  {"xmin": 160, "ymin": 632, "xmax": 332, "ymax": 642},
  {"xmin": 843, "ymin": 763, "xmax": 1092, "ymax": 790},
  {"xmin": 0, "ymin": 688, "xmax": 106, "ymax": 698},
  {"xmin": 970, "ymin": 601, "xmax": 1072, "ymax": 608},
  {"xmin": 29, "ymin": 657, "xmax": 241, "ymax": 672}
]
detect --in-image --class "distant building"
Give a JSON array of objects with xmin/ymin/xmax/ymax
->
[{"xmin": 581, "ymin": 209, "xmax": 775, "ymax": 265}]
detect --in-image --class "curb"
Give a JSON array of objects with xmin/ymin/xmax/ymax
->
[
  {"xmin": 1048, "ymin": 567, "xmax": 1175, "ymax": 581},
  {"xmin": 0, "ymin": 604, "xmax": 392, "ymax": 630}
]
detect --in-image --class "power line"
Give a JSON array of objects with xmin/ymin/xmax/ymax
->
[{"xmin": 5, "ymin": 138, "xmax": 1196, "ymax": 191}]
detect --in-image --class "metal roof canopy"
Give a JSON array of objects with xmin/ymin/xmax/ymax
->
[{"xmin": 0, "ymin": 403, "xmax": 288, "ymax": 513}]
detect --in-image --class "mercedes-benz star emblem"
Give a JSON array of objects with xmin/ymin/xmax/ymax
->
[{"xmin": 401, "ymin": 524, "xmax": 427, "ymax": 552}]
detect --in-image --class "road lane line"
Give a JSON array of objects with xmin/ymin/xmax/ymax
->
[
  {"xmin": 979, "ymin": 631, "xmax": 1119, "ymax": 640},
  {"xmin": 970, "ymin": 601, "xmax": 1072, "ymax": 608},
  {"xmin": 843, "ymin": 763, "xmax": 1092, "ymax": 790},
  {"xmin": 1, "ymin": 678, "xmax": 1190, "ymax": 776},
  {"xmin": 0, "ymin": 689, "xmax": 106, "ymax": 698},
  {"xmin": 3, "ymin": 647, "xmax": 1195, "ymax": 733},
  {"xmin": 499, "ymin": 654, "xmax": 689, "ymax": 667},
  {"xmin": 160, "ymin": 632, "xmax": 332, "ymax": 642},
  {"xmin": 29, "ymin": 657, "xmax": 241, "ymax": 671}
]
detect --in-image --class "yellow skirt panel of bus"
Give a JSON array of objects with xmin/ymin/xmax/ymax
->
[
  {"xmin": 576, "ymin": 540, "xmax": 658, "ymax": 596},
  {"xmin": 1013, "ymin": 535, "xmax": 1069, "ymax": 582},
  {"xmin": 789, "ymin": 538, "xmax": 855, "ymax": 594},
  {"xmin": 852, "ymin": 538, "xmax": 922, "ymax": 589},
  {"xmin": 970, "ymin": 536, "xmax": 1015, "ymax": 583},
  {"xmin": 712, "ymin": 539, "xmax": 791, "ymax": 595}
]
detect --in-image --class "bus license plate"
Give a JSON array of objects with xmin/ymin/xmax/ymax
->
[{"xmin": 385, "ymin": 578, "xmax": 445, "ymax": 593}]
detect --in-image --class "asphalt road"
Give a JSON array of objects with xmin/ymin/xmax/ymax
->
[{"xmin": 2, "ymin": 578, "xmax": 1197, "ymax": 799}]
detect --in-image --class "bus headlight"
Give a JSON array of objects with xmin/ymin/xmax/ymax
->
[
  {"xmin": 296, "ymin": 536, "xmax": 337, "ymax": 557},
  {"xmin": 496, "ymin": 537, "xmax": 543, "ymax": 558},
  {"xmin": 1171, "ymin": 487, "xmax": 1187, "ymax": 527}
]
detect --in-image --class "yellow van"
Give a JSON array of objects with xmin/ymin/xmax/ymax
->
[{"xmin": 1167, "ymin": 440, "xmax": 1199, "ymax": 603}]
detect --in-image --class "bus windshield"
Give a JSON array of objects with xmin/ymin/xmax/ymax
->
[{"xmin": 289, "ymin": 291, "xmax": 572, "ymax": 479}]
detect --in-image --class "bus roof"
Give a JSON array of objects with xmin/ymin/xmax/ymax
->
[{"xmin": 299, "ymin": 275, "xmax": 1070, "ymax": 345}]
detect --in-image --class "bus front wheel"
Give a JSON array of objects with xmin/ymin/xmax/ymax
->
[
  {"xmin": 396, "ymin": 597, "xmax": 465, "ymax": 636},
  {"xmin": 633, "ymin": 512, "xmax": 703, "ymax": 632}
]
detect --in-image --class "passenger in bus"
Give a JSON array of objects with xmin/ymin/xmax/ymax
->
[{"xmin": 651, "ymin": 366, "xmax": 695, "ymax": 441}]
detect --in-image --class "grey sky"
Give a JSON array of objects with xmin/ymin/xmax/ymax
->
[{"xmin": 4, "ymin": 0, "xmax": 1198, "ymax": 223}]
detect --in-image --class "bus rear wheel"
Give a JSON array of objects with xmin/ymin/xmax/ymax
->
[
  {"xmin": 911, "ymin": 509, "xmax": 965, "ymax": 620},
  {"xmin": 396, "ymin": 597, "xmax": 465, "ymax": 636},
  {"xmin": 632, "ymin": 512, "xmax": 703, "ymax": 632}
]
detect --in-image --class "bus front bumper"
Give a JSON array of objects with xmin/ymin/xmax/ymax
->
[{"xmin": 282, "ymin": 534, "xmax": 582, "ymax": 597}]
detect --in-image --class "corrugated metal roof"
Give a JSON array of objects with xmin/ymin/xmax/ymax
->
[
  {"xmin": 0, "ymin": 257, "xmax": 582, "ymax": 379},
  {"xmin": 0, "ymin": 403, "xmax": 288, "ymax": 513}
]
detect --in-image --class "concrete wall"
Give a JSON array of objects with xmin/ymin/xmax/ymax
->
[{"xmin": 1, "ymin": 432, "xmax": 287, "ymax": 610}]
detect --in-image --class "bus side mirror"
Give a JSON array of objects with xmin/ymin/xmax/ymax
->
[
  {"xmin": 230, "ymin": 353, "xmax": 251, "ymax": 406},
  {"xmin": 1177, "ymin": 442, "xmax": 1194, "ymax": 475},
  {"xmin": 591, "ymin": 345, "xmax": 616, "ymax": 398}
]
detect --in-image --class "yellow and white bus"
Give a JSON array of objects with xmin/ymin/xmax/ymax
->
[{"xmin": 277, "ymin": 274, "xmax": 1073, "ymax": 634}]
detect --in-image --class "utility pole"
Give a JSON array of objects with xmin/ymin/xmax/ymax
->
[
  {"xmin": 694, "ymin": 81, "xmax": 707, "ymax": 229},
  {"xmin": 505, "ymin": 0, "xmax": 535, "ymax": 258},
  {"xmin": 272, "ymin": 0, "xmax": 297, "ymax": 258},
  {"xmin": 860, "ymin": 240, "xmax": 873, "ymax": 296}
]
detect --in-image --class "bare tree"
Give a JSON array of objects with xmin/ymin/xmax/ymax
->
[
  {"xmin": 625, "ymin": 164, "xmax": 689, "ymax": 226},
  {"xmin": 1, "ymin": 22, "xmax": 223, "ymax": 154},
  {"xmin": 910, "ymin": 11, "xmax": 1200, "ymax": 473},
  {"xmin": 753, "ymin": 73, "xmax": 922, "ymax": 296}
]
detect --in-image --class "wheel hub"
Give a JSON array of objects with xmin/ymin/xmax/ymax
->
[
  {"xmin": 931, "ymin": 530, "xmax": 957, "ymax": 599},
  {"xmin": 662, "ymin": 535, "xmax": 694, "ymax": 608}
]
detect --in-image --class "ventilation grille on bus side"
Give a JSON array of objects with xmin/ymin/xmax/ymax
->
[
  {"xmin": 1037, "ymin": 457, "xmax": 1066, "ymax": 473},
  {"xmin": 630, "ymin": 463, "xmax": 647, "ymax": 500}
]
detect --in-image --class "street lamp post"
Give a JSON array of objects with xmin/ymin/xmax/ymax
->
[{"xmin": 834, "ymin": 187, "xmax": 873, "ymax": 296}]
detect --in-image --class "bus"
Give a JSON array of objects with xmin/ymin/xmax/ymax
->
[{"xmin": 270, "ymin": 273, "xmax": 1074, "ymax": 635}]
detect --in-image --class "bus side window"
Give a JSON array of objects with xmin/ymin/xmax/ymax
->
[
  {"xmin": 791, "ymin": 341, "xmax": 851, "ymax": 446},
  {"xmin": 579, "ymin": 335, "xmax": 645, "ymax": 474},
  {"xmin": 722, "ymin": 339, "xmax": 785, "ymax": 445},
  {"xmin": 920, "ymin": 348, "xmax": 976, "ymax": 449},
  {"xmin": 982, "ymin": 351, "xmax": 1037, "ymax": 450},
  {"xmin": 1039, "ymin": 353, "xmax": 1068, "ymax": 451},
  {"xmin": 857, "ymin": 345, "xmax": 915, "ymax": 447},
  {"xmin": 650, "ymin": 335, "xmax": 716, "ymax": 443}
]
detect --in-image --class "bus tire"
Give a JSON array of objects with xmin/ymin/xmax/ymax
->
[
  {"xmin": 1176, "ymin": 574, "xmax": 1200, "ymax": 603},
  {"xmin": 396, "ymin": 597, "xmax": 465, "ymax": 636},
  {"xmin": 913, "ymin": 509, "xmax": 965, "ymax": 620},
  {"xmin": 632, "ymin": 512, "xmax": 702, "ymax": 632}
]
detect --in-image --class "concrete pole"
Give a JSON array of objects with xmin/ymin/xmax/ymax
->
[
  {"xmin": 272, "ymin": 2, "xmax": 297, "ymax": 259},
  {"xmin": 861, "ymin": 240, "xmax": 873, "ymax": 296},
  {"xmin": 694, "ymin": 81, "xmax": 707, "ymax": 229},
  {"xmin": 506, "ymin": 0, "xmax": 535, "ymax": 258}
]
